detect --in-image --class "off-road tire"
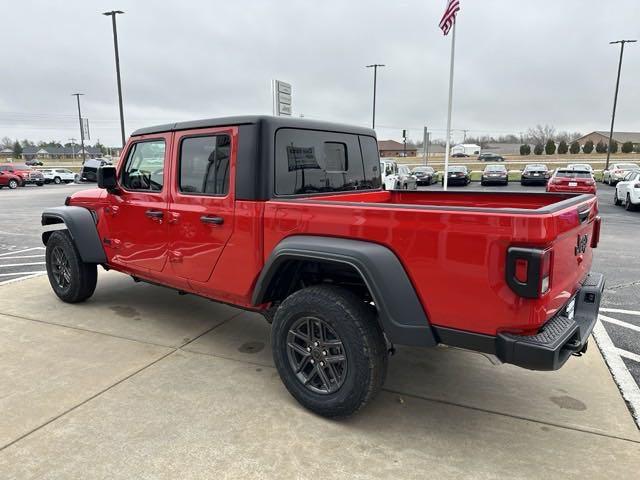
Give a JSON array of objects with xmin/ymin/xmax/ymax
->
[
  {"xmin": 272, "ymin": 285, "xmax": 388, "ymax": 418},
  {"xmin": 45, "ymin": 230, "xmax": 97, "ymax": 303}
]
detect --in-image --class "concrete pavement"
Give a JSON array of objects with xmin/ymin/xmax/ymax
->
[{"xmin": 1, "ymin": 271, "xmax": 639, "ymax": 479}]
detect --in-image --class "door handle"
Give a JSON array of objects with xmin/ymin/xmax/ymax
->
[
  {"xmin": 145, "ymin": 210, "xmax": 164, "ymax": 219},
  {"xmin": 200, "ymin": 215, "xmax": 224, "ymax": 225}
]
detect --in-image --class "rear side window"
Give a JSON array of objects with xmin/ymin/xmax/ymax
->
[
  {"xmin": 179, "ymin": 135, "xmax": 231, "ymax": 195},
  {"xmin": 121, "ymin": 140, "xmax": 166, "ymax": 191},
  {"xmin": 275, "ymin": 129, "xmax": 380, "ymax": 195}
]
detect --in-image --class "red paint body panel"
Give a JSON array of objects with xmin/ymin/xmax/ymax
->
[{"xmin": 67, "ymin": 128, "xmax": 600, "ymax": 338}]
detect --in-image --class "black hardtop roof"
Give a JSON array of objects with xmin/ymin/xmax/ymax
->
[{"xmin": 131, "ymin": 115, "xmax": 376, "ymax": 138}]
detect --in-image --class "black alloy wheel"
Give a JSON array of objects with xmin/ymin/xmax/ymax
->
[
  {"xmin": 50, "ymin": 246, "xmax": 71, "ymax": 290},
  {"xmin": 286, "ymin": 316, "xmax": 348, "ymax": 394}
]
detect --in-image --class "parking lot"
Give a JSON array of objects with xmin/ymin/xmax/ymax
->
[{"xmin": 1, "ymin": 181, "xmax": 639, "ymax": 478}]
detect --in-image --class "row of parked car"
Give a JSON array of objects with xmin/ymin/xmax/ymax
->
[{"xmin": 0, "ymin": 158, "xmax": 111, "ymax": 190}]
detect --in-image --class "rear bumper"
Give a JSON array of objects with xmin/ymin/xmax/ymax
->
[
  {"xmin": 496, "ymin": 272, "xmax": 605, "ymax": 370},
  {"xmin": 433, "ymin": 272, "xmax": 605, "ymax": 371}
]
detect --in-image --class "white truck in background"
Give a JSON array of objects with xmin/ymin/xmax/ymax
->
[{"xmin": 451, "ymin": 143, "xmax": 481, "ymax": 157}]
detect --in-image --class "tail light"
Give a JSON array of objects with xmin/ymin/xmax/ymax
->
[
  {"xmin": 591, "ymin": 216, "xmax": 601, "ymax": 248},
  {"xmin": 506, "ymin": 247, "xmax": 553, "ymax": 298}
]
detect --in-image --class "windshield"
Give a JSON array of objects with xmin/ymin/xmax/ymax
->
[
  {"xmin": 616, "ymin": 164, "xmax": 639, "ymax": 170},
  {"xmin": 413, "ymin": 167, "xmax": 433, "ymax": 173},
  {"xmin": 398, "ymin": 165, "xmax": 411, "ymax": 175}
]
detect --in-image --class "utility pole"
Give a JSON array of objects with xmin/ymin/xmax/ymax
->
[
  {"xmin": 402, "ymin": 129, "xmax": 407, "ymax": 157},
  {"xmin": 462, "ymin": 129, "xmax": 469, "ymax": 142},
  {"xmin": 422, "ymin": 127, "xmax": 428, "ymax": 165},
  {"xmin": 605, "ymin": 39, "xmax": 636, "ymax": 170},
  {"xmin": 68, "ymin": 138, "xmax": 76, "ymax": 159},
  {"xmin": 71, "ymin": 94, "xmax": 86, "ymax": 164},
  {"xmin": 103, "ymin": 10, "xmax": 126, "ymax": 148},
  {"xmin": 365, "ymin": 64, "xmax": 385, "ymax": 129}
]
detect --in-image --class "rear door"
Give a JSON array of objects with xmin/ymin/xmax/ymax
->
[
  {"xmin": 106, "ymin": 134, "xmax": 172, "ymax": 273},
  {"xmin": 167, "ymin": 127, "xmax": 236, "ymax": 283}
]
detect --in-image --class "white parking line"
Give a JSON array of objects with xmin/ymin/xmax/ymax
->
[
  {"xmin": 599, "ymin": 314, "xmax": 640, "ymax": 333},
  {"xmin": 618, "ymin": 349, "xmax": 640, "ymax": 364},
  {"xmin": 0, "ymin": 271, "xmax": 47, "ymax": 277},
  {"xmin": 0, "ymin": 262, "xmax": 46, "ymax": 268},
  {"xmin": 592, "ymin": 321, "xmax": 640, "ymax": 424},
  {"xmin": 0, "ymin": 254, "xmax": 45, "ymax": 260},
  {"xmin": 0, "ymin": 273, "xmax": 46, "ymax": 286},
  {"xmin": 0, "ymin": 247, "xmax": 45, "ymax": 257},
  {"xmin": 600, "ymin": 307, "xmax": 640, "ymax": 317}
]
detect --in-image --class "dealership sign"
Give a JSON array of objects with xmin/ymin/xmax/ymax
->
[{"xmin": 272, "ymin": 80, "xmax": 292, "ymax": 116}]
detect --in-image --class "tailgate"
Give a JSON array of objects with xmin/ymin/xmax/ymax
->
[{"xmin": 506, "ymin": 195, "xmax": 601, "ymax": 324}]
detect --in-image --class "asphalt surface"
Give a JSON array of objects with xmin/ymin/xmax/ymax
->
[{"xmin": 1, "ymin": 180, "xmax": 639, "ymax": 422}]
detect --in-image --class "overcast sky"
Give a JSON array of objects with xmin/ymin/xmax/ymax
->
[{"xmin": 1, "ymin": 0, "xmax": 638, "ymax": 146}]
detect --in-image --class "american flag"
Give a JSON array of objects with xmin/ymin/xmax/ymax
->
[{"xmin": 439, "ymin": 0, "xmax": 460, "ymax": 36}]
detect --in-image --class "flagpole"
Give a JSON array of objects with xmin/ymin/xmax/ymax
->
[{"xmin": 443, "ymin": 21, "xmax": 456, "ymax": 191}]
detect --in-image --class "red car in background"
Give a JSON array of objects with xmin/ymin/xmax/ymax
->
[
  {"xmin": 547, "ymin": 168, "xmax": 596, "ymax": 195},
  {"xmin": 0, "ymin": 163, "xmax": 44, "ymax": 186},
  {"xmin": 0, "ymin": 170, "xmax": 21, "ymax": 189}
]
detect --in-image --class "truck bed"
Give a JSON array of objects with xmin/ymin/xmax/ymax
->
[{"xmin": 263, "ymin": 189, "xmax": 599, "ymax": 337}]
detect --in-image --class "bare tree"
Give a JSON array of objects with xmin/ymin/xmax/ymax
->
[
  {"xmin": 525, "ymin": 125, "xmax": 556, "ymax": 145},
  {"xmin": 1, "ymin": 136, "xmax": 14, "ymax": 149}
]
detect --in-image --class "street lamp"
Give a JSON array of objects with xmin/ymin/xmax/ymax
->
[
  {"xmin": 103, "ymin": 10, "xmax": 126, "ymax": 148},
  {"xmin": 71, "ymin": 93, "xmax": 86, "ymax": 164},
  {"xmin": 365, "ymin": 64, "xmax": 385, "ymax": 129},
  {"xmin": 605, "ymin": 39, "xmax": 636, "ymax": 170}
]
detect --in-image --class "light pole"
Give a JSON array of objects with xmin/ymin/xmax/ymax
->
[
  {"xmin": 71, "ymin": 94, "xmax": 86, "ymax": 164},
  {"xmin": 605, "ymin": 39, "xmax": 636, "ymax": 170},
  {"xmin": 103, "ymin": 10, "xmax": 126, "ymax": 148},
  {"xmin": 365, "ymin": 64, "xmax": 385, "ymax": 129}
]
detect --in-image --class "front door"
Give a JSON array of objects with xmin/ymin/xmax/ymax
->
[
  {"xmin": 167, "ymin": 128, "xmax": 235, "ymax": 283},
  {"xmin": 105, "ymin": 134, "xmax": 172, "ymax": 273}
]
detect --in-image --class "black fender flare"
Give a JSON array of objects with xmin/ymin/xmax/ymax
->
[
  {"xmin": 252, "ymin": 235, "xmax": 436, "ymax": 348},
  {"xmin": 41, "ymin": 206, "xmax": 107, "ymax": 264}
]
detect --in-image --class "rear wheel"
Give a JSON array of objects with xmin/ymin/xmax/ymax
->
[
  {"xmin": 625, "ymin": 193, "xmax": 636, "ymax": 211},
  {"xmin": 53, "ymin": 177, "xmax": 61, "ymax": 184},
  {"xmin": 272, "ymin": 285, "xmax": 387, "ymax": 418},
  {"xmin": 45, "ymin": 230, "xmax": 97, "ymax": 303}
]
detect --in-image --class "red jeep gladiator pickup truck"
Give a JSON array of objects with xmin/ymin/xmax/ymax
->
[{"xmin": 42, "ymin": 116, "xmax": 604, "ymax": 417}]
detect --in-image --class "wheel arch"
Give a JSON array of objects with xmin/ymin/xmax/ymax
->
[
  {"xmin": 41, "ymin": 206, "xmax": 107, "ymax": 264},
  {"xmin": 253, "ymin": 235, "xmax": 436, "ymax": 348}
]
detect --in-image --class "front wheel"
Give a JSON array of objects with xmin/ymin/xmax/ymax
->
[
  {"xmin": 614, "ymin": 190, "xmax": 622, "ymax": 206},
  {"xmin": 272, "ymin": 285, "xmax": 388, "ymax": 418},
  {"xmin": 53, "ymin": 177, "xmax": 61, "ymax": 184},
  {"xmin": 45, "ymin": 230, "xmax": 98, "ymax": 303},
  {"xmin": 8, "ymin": 179, "xmax": 18, "ymax": 189}
]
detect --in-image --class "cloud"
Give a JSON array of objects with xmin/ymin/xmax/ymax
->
[{"xmin": 0, "ymin": 0, "xmax": 638, "ymax": 145}]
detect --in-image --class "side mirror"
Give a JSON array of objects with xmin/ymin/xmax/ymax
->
[{"xmin": 97, "ymin": 166, "xmax": 118, "ymax": 192}]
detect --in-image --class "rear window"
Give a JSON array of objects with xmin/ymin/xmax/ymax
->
[
  {"xmin": 484, "ymin": 165, "xmax": 506, "ymax": 172},
  {"xmin": 556, "ymin": 170, "xmax": 591, "ymax": 179},
  {"xmin": 275, "ymin": 129, "xmax": 381, "ymax": 195},
  {"xmin": 617, "ymin": 164, "xmax": 639, "ymax": 170},
  {"xmin": 448, "ymin": 166, "xmax": 467, "ymax": 172},
  {"xmin": 413, "ymin": 167, "xmax": 433, "ymax": 173},
  {"xmin": 13, "ymin": 164, "xmax": 29, "ymax": 170}
]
